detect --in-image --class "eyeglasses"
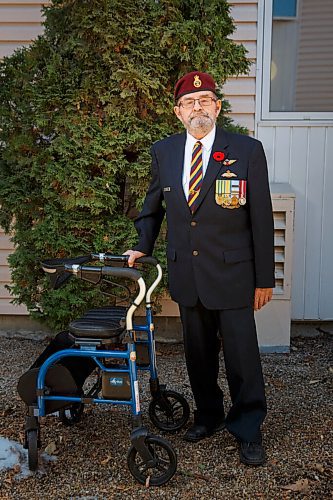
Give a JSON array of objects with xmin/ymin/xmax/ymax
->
[{"xmin": 178, "ymin": 97, "xmax": 217, "ymax": 109}]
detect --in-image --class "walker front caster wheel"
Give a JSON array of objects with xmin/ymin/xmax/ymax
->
[
  {"xmin": 149, "ymin": 390, "xmax": 190, "ymax": 432},
  {"xmin": 59, "ymin": 403, "xmax": 84, "ymax": 426},
  {"xmin": 26, "ymin": 429, "xmax": 38, "ymax": 471},
  {"xmin": 127, "ymin": 435, "xmax": 177, "ymax": 486}
]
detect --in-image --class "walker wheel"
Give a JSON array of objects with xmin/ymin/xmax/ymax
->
[
  {"xmin": 127, "ymin": 435, "xmax": 177, "ymax": 486},
  {"xmin": 59, "ymin": 403, "xmax": 84, "ymax": 426},
  {"xmin": 26, "ymin": 429, "xmax": 38, "ymax": 471},
  {"xmin": 149, "ymin": 390, "xmax": 190, "ymax": 432}
]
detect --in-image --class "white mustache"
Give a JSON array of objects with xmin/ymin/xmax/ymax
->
[
  {"xmin": 190, "ymin": 112, "xmax": 209, "ymax": 119},
  {"xmin": 189, "ymin": 114, "xmax": 213, "ymax": 126},
  {"xmin": 190, "ymin": 114, "xmax": 211, "ymax": 122}
]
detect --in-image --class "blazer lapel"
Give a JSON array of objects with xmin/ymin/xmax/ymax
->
[
  {"xmin": 171, "ymin": 132, "xmax": 189, "ymax": 209},
  {"xmin": 193, "ymin": 128, "xmax": 230, "ymax": 212}
]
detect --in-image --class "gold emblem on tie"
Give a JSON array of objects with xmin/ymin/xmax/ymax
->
[
  {"xmin": 222, "ymin": 170, "xmax": 237, "ymax": 178},
  {"xmin": 193, "ymin": 75, "xmax": 202, "ymax": 88}
]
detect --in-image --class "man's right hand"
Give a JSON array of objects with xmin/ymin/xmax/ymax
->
[{"xmin": 123, "ymin": 250, "xmax": 146, "ymax": 267}]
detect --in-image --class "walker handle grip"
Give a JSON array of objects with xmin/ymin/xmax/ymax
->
[
  {"xmin": 64, "ymin": 264, "xmax": 142, "ymax": 282},
  {"xmin": 91, "ymin": 253, "xmax": 158, "ymax": 266}
]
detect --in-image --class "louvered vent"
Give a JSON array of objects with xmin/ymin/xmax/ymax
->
[{"xmin": 273, "ymin": 211, "xmax": 287, "ymax": 294}]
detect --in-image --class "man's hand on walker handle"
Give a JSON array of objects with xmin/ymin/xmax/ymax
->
[
  {"xmin": 123, "ymin": 249, "xmax": 146, "ymax": 267},
  {"xmin": 254, "ymin": 288, "xmax": 273, "ymax": 311}
]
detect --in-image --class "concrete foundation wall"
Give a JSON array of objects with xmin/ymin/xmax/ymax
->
[{"xmin": 0, "ymin": 315, "xmax": 332, "ymax": 349}]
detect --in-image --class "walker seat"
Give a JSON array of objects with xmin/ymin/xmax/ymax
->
[{"xmin": 68, "ymin": 319, "xmax": 124, "ymax": 339}]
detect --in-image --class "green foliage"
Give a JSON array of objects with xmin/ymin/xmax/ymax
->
[{"xmin": 0, "ymin": 0, "xmax": 250, "ymax": 329}]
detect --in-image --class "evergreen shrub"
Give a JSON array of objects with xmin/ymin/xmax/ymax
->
[{"xmin": 0, "ymin": 0, "xmax": 250, "ymax": 329}]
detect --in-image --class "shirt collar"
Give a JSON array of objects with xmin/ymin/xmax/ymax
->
[{"xmin": 186, "ymin": 125, "xmax": 216, "ymax": 152}]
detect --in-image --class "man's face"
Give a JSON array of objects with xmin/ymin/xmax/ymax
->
[{"xmin": 174, "ymin": 90, "xmax": 222, "ymax": 138}]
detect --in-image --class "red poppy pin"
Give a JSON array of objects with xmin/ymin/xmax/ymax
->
[{"xmin": 213, "ymin": 151, "xmax": 225, "ymax": 162}]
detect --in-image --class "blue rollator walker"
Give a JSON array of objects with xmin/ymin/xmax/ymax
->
[{"xmin": 17, "ymin": 254, "xmax": 190, "ymax": 486}]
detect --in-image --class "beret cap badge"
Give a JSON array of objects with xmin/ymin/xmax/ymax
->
[
  {"xmin": 174, "ymin": 71, "xmax": 216, "ymax": 101},
  {"xmin": 193, "ymin": 75, "xmax": 202, "ymax": 88}
]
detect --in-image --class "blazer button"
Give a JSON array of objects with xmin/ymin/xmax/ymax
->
[
  {"xmin": 191, "ymin": 221, "xmax": 197, "ymax": 227},
  {"xmin": 192, "ymin": 250, "xmax": 199, "ymax": 256}
]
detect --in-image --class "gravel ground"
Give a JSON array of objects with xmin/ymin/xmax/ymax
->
[{"xmin": 0, "ymin": 333, "xmax": 332, "ymax": 499}]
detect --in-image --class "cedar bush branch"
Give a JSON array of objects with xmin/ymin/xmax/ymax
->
[{"xmin": 0, "ymin": 0, "xmax": 250, "ymax": 329}]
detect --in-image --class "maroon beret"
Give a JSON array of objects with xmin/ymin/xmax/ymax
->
[{"xmin": 174, "ymin": 71, "xmax": 216, "ymax": 101}]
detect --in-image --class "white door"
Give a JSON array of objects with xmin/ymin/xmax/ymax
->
[{"xmin": 256, "ymin": 0, "xmax": 333, "ymax": 320}]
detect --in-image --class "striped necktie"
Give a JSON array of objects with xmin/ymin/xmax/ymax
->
[{"xmin": 188, "ymin": 141, "xmax": 203, "ymax": 212}]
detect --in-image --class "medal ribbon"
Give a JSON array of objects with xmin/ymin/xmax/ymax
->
[{"xmin": 240, "ymin": 180, "xmax": 246, "ymax": 198}]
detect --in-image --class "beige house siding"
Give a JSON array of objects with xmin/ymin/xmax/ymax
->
[
  {"xmin": 0, "ymin": 0, "xmax": 258, "ymax": 316},
  {"xmin": 0, "ymin": 1, "xmax": 46, "ymax": 59},
  {"xmin": 0, "ymin": 0, "xmax": 47, "ymax": 315},
  {"xmin": 0, "ymin": 227, "xmax": 27, "ymax": 314},
  {"xmin": 225, "ymin": 0, "xmax": 258, "ymax": 134}
]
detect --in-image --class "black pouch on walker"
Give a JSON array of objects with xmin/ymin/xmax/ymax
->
[
  {"xmin": 102, "ymin": 371, "xmax": 131, "ymax": 400},
  {"xmin": 17, "ymin": 364, "xmax": 78, "ymax": 414}
]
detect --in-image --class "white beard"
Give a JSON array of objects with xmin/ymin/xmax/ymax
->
[{"xmin": 188, "ymin": 114, "xmax": 214, "ymax": 136}]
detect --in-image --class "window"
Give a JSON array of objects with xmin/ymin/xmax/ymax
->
[{"xmin": 261, "ymin": 0, "xmax": 333, "ymax": 119}]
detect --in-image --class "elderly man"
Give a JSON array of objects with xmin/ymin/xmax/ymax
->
[{"xmin": 125, "ymin": 71, "xmax": 275, "ymax": 466}]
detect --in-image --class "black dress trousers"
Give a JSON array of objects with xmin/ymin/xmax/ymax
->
[{"xmin": 179, "ymin": 300, "xmax": 267, "ymax": 443}]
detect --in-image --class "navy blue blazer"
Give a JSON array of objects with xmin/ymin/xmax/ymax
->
[{"xmin": 134, "ymin": 127, "xmax": 275, "ymax": 309}]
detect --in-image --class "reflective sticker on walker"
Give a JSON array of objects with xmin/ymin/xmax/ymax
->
[
  {"xmin": 153, "ymin": 339, "xmax": 157, "ymax": 366},
  {"xmin": 130, "ymin": 351, "xmax": 136, "ymax": 361},
  {"xmin": 109, "ymin": 377, "xmax": 124, "ymax": 386},
  {"xmin": 134, "ymin": 380, "xmax": 140, "ymax": 412}
]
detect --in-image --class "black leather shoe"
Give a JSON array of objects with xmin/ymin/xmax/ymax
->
[
  {"xmin": 239, "ymin": 441, "xmax": 266, "ymax": 466},
  {"xmin": 183, "ymin": 421, "xmax": 225, "ymax": 442}
]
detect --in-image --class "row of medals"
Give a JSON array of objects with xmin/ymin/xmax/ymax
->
[{"xmin": 215, "ymin": 178, "xmax": 246, "ymax": 209}]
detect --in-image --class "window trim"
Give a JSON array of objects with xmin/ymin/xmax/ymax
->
[{"xmin": 260, "ymin": 0, "xmax": 333, "ymax": 121}]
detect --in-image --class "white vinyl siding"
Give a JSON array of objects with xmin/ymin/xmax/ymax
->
[{"xmin": 257, "ymin": 123, "xmax": 333, "ymax": 320}]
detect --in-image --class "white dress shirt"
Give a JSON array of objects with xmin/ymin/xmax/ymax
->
[{"xmin": 182, "ymin": 126, "xmax": 216, "ymax": 199}]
